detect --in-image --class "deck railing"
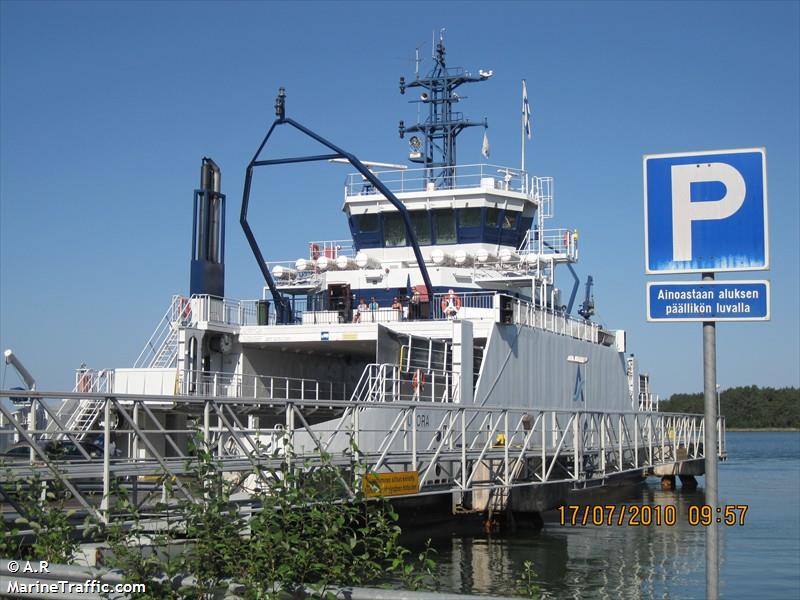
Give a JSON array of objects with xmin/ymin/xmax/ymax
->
[
  {"xmin": 345, "ymin": 164, "xmax": 529, "ymax": 196},
  {"xmin": 180, "ymin": 369, "xmax": 350, "ymax": 402},
  {"xmin": 351, "ymin": 363, "xmax": 458, "ymax": 404},
  {"xmin": 189, "ymin": 292, "xmax": 602, "ymax": 344},
  {"xmin": 517, "ymin": 228, "xmax": 578, "ymax": 261}
]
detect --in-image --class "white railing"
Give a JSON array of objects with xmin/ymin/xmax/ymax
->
[
  {"xmin": 517, "ymin": 228, "xmax": 578, "ymax": 260},
  {"xmin": 180, "ymin": 370, "xmax": 350, "ymax": 402},
  {"xmin": 353, "ymin": 307, "xmax": 403, "ymax": 323},
  {"xmin": 1, "ymin": 387, "xmax": 727, "ymax": 519},
  {"xmin": 43, "ymin": 368, "xmax": 115, "ymax": 440},
  {"xmin": 191, "ymin": 295, "xmax": 261, "ymax": 327},
  {"xmin": 267, "ymin": 260, "xmax": 322, "ymax": 290},
  {"xmin": 134, "ymin": 295, "xmax": 190, "ymax": 369},
  {"xmin": 74, "ymin": 368, "xmax": 114, "ymax": 394},
  {"xmin": 188, "ymin": 292, "xmax": 598, "ymax": 344},
  {"xmin": 307, "ymin": 240, "xmax": 354, "ymax": 260},
  {"xmin": 531, "ymin": 176, "xmax": 553, "ymax": 218},
  {"xmin": 432, "ymin": 291, "xmax": 496, "ymax": 320},
  {"xmin": 511, "ymin": 297, "xmax": 600, "ymax": 344},
  {"xmin": 639, "ymin": 392, "xmax": 660, "ymax": 412},
  {"xmin": 431, "ymin": 292, "xmax": 600, "ymax": 344},
  {"xmin": 351, "ymin": 363, "xmax": 458, "ymax": 404},
  {"xmin": 345, "ymin": 164, "xmax": 529, "ymax": 196}
]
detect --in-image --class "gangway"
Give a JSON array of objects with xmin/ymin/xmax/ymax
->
[{"xmin": 1, "ymin": 378, "xmax": 726, "ymax": 525}]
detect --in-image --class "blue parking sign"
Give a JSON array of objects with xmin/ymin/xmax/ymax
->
[{"xmin": 643, "ymin": 148, "xmax": 768, "ymax": 273}]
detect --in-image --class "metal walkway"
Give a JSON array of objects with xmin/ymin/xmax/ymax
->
[{"xmin": 0, "ymin": 386, "xmax": 726, "ymax": 525}]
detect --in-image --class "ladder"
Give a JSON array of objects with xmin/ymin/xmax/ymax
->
[
  {"xmin": 134, "ymin": 295, "xmax": 188, "ymax": 369},
  {"xmin": 63, "ymin": 399, "xmax": 105, "ymax": 441},
  {"xmin": 43, "ymin": 369, "xmax": 113, "ymax": 441}
]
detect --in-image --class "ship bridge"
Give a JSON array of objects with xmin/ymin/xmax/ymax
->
[{"xmin": 345, "ymin": 163, "xmax": 535, "ymax": 252}]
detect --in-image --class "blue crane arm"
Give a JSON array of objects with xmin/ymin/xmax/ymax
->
[{"xmin": 240, "ymin": 92, "xmax": 435, "ymax": 323}]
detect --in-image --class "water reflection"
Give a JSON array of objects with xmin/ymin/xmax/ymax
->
[
  {"xmin": 409, "ymin": 483, "xmax": 716, "ymax": 599},
  {"xmin": 402, "ymin": 433, "xmax": 800, "ymax": 599}
]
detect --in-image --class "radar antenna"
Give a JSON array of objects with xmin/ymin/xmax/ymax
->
[{"xmin": 398, "ymin": 31, "xmax": 491, "ymax": 186}]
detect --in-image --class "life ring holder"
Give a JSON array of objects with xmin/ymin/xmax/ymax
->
[
  {"xmin": 78, "ymin": 371, "xmax": 91, "ymax": 393},
  {"xmin": 179, "ymin": 297, "xmax": 191, "ymax": 321},
  {"xmin": 440, "ymin": 294, "xmax": 462, "ymax": 312}
]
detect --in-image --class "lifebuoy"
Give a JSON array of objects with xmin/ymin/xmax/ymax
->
[
  {"xmin": 440, "ymin": 293, "xmax": 462, "ymax": 311},
  {"xmin": 310, "ymin": 243, "xmax": 321, "ymax": 260},
  {"xmin": 412, "ymin": 369, "xmax": 426, "ymax": 391}
]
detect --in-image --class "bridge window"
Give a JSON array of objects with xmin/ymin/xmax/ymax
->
[
  {"xmin": 458, "ymin": 207, "xmax": 482, "ymax": 243},
  {"xmin": 432, "ymin": 209, "xmax": 456, "ymax": 244},
  {"xmin": 486, "ymin": 207, "xmax": 501, "ymax": 228},
  {"xmin": 353, "ymin": 213, "xmax": 380, "ymax": 233},
  {"xmin": 409, "ymin": 211, "xmax": 431, "ymax": 245},
  {"xmin": 502, "ymin": 211, "xmax": 518, "ymax": 230},
  {"xmin": 384, "ymin": 212, "xmax": 406, "ymax": 247},
  {"xmin": 459, "ymin": 207, "xmax": 482, "ymax": 228}
]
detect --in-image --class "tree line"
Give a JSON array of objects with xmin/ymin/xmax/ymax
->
[{"xmin": 660, "ymin": 386, "xmax": 799, "ymax": 429}]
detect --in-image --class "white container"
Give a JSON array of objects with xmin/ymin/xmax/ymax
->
[
  {"xmin": 355, "ymin": 252, "xmax": 375, "ymax": 269},
  {"xmin": 336, "ymin": 254, "xmax": 355, "ymax": 269},
  {"xmin": 295, "ymin": 258, "xmax": 315, "ymax": 272},
  {"xmin": 431, "ymin": 248, "xmax": 450, "ymax": 265},
  {"xmin": 272, "ymin": 265, "xmax": 296, "ymax": 279},
  {"xmin": 475, "ymin": 248, "xmax": 494, "ymax": 263},
  {"xmin": 453, "ymin": 249, "xmax": 471, "ymax": 265},
  {"xmin": 499, "ymin": 248, "xmax": 519, "ymax": 263}
]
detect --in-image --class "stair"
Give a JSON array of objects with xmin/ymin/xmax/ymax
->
[
  {"xmin": 64, "ymin": 399, "xmax": 105, "ymax": 441},
  {"xmin": 43, "ymin": 369, "xmax": 114, "ymax": 441},
  {"xmin": 134, "ymin": 295, "xmax": 188, "ymax": 369}
]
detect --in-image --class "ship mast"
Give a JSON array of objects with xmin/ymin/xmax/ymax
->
[{"xmin": 398, "ymin": 30, "xmax": 491, "ymax": 187}]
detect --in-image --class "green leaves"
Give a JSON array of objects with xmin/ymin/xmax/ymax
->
[
  {"xmin": 1, "ymin": 433, "xmax": 441, "ymax": 599},
  {"xmin": 1, "ymin": 473, "xmax": 80, "ymax": 564},
  {"xmin": 515, "ymin": 560, "xmax": 541, "ymax": 599}
]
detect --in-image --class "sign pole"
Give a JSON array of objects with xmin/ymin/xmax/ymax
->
[
  {"xmin": 645, "ymin": 148, "xmax": 767, "ymax": 600},
  {"xmin": 702, "ymin": 271, "xmax": 719, "ymax": 600}
]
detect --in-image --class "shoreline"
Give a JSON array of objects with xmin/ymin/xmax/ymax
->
[{"xmin": 727, "ymin": 427, "xmax": 799, "ymax": 432}]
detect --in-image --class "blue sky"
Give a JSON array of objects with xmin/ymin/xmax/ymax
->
[{"xmin": 1, "ymin": 0, "xmax": 798, "ymax": 396}]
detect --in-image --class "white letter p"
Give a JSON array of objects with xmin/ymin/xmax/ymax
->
[{"xmin": 671, "ymin": 163, "xmax": 746, "ymax": 261}]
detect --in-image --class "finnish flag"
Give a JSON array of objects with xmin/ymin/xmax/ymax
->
[{"xmin": 522, "ymin": 80, "xmax": 532, "ymax": 140}]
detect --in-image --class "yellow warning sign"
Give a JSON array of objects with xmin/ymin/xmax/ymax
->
[{"xmin": 363, "ymin": 471, "xmax": 419, "ymax": 498}]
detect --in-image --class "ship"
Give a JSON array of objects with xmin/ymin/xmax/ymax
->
[{"xmin": 1, "ymin": 34, "xmax": 719, "ymax": 524}]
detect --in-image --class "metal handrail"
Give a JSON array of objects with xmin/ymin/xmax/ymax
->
[
  {"xmin": 345, "ymin": 163, "xmax": 529, "ymax": 196},
  {"xmin": 517, "ymin": 227, "xmax": 578, "ymax": 259},
  {"xmin": 0, "ymin": 387, "xmax": 727, "ymax": 521},
  {"xmin": 133, "ymin": 295, "xmax": 188, "ymax": 368},
  {"xmin": 351, "ymin": 363, "xmax": 458, "ymax": 404},
  {"xmin": 187, "ymin": 292, "xmax": 602, "ymax": 345},
  {"xmin": 180, "ymin": 369, "xmax": 350, "ymax": 402}
]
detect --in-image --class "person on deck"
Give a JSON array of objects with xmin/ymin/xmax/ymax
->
[
  {"xmin": 391, "ymin": 297, "xmax": 402, "ymax": 319},
  {"xmin": 353, "ymin": 298, "xmax": 368, "ymax": 322},
  {"xmin": 409, "ymin": 290, "xmax": 421, "ymax": 320}
]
